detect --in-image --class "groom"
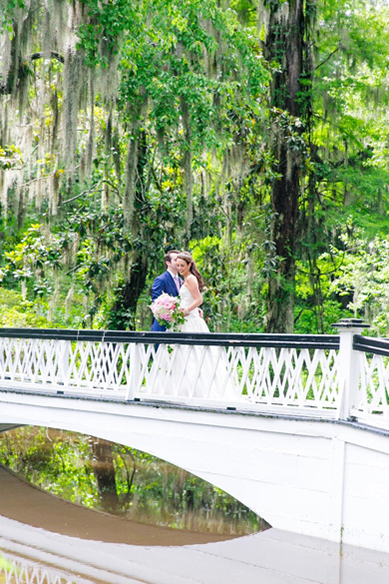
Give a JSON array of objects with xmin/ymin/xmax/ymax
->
[{"xmin": 151, "ymin": 249, "xmax": 182, "ymax": 331}]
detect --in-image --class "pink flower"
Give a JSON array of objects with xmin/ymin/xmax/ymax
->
[{"xmin": 150, "ymin": 292, "xmax": 186, "ymax": 330}]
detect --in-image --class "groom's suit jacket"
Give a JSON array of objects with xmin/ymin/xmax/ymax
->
[{"xmin": 151, "ymin": 270, "xmax": 182, "ymax": 331}]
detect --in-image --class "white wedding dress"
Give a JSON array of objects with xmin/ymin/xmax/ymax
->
[
  {"xmin": 179, "ymin": 285, "xmax": 210, "ymax": 333},
  {"xmin": 150, "ymin": 286, "xmax": 238, "ymax": 400},
  {"xmin": 161, "ymin": 285, "xmax": 237, "ymax": 399}
]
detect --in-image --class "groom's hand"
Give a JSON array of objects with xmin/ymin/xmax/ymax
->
[{"xmin": 199, "ymin": 308, "xmax": 204, "ymax": 319}]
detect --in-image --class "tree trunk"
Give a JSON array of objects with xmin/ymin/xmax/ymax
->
[
  {"xmin": 109, "ymin": 129, "xmax": 148, "ymax": 330},
  {"xmin": 266, "ymin": 152, "xmax": 300, "ymax": 333},
  {"xmin": 180, "ymin": 95, "xmax": 193, "ymax": 244},
  {"xmin": 108, "ymin": 253, "xmax": 148, "ymax": 330},
  {"xmin": 90, "ymin": 438, "xmax": 119, "ymax": 513},
  {"xmin": 263, "ymin": 0, "xmax": 309, "ymax": 333}
]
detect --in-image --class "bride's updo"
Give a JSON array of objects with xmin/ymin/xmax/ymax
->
[{"xmin": 177, "ymin": 252, "xmax": 205, "ymax": 292}]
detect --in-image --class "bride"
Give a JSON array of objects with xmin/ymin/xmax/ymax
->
[
  {"xmin": 175, "ymin": 251, "xmax": 209, "ymax": 333},
  {"xmin": 165, "ymin": 251, "xmax": 236, "ymax": 400}
]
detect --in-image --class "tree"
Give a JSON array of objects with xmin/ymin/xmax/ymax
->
[
  {"xmin": 0, "ymin": 0, "xmax": 388, "ymax": 334},
  {"xmin": 0, "ymin": 0, "xmax": 271, "ymax": 329},
  {"xmin": 260, "ymin": 0, "xmax": 389, "ymax": 332}
]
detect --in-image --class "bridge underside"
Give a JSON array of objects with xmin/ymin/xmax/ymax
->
[{"xmin": 1, "ymin": 389, "xmax": 389, "ymax": 553}]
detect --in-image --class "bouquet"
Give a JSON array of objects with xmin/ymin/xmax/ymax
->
[{"xmin": 150, "ymin": 293, "xmax": 186, "ymax": 330}]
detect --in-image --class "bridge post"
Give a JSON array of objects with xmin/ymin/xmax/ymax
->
[
  {"xmin": 125, "ymin": 343, "xmax": 139, "ymax": 400},
  {"xmin": 59, "ymin": 340, "xmax": 71, "ymax": 385},
  {"xmin": 333, "ymin": 318, "xmax": 369, "ymax": 420}
]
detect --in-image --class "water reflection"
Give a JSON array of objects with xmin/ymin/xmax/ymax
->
[
  {"xmin": 0, "ymin": 464, "xmax": 236, "ymax": 545},
  {"xmin": 0, "ymin": 550, "xmax": 96, "ymax": 584},
  {"xmin": 0, "ymin": 427, "xmax": 266, "ymax": 536},
  {"xmin": 2, "ymin": 429, "xmax": 389, "ymax": 583},
  {"xmin": 2, "ymin": 511, "xmax": 389, "ymax": 584}
]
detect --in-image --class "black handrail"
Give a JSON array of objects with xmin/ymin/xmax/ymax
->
[
  {"xmin": 0, "ymin": 327, "xmax": 340, "ymax": 349},
  {"xmin": 353, "ymin": 334, "xmax": 389, "ymax": 357}
]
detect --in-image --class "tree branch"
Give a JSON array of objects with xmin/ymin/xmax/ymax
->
[
  {"xmin": 27, "ymin": 51, "xmax": 64, "ymax": 64},
  {"xmin": 315, "ymin": 47, "xmax": 339, "ymax": 70}
]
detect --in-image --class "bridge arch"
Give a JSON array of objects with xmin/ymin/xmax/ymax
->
[
  {"xmin": 1, "ymin": 392, "xmax": 317, "ymax": 532},
  {"xmin": 2, "ymin": 390, "xmax": 389, "ymax": 553},
  {"xmin": 2, "ymin": 416, "xmax": 266, "ymax": 525}
]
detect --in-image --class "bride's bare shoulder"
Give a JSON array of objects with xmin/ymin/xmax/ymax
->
[
  {"xmin": 186, "ymin": 274, "xmax": 198, "ymax": 286},
  {"xmin": 185, "ymin": 275, "xmax": 202, "ymax": 298}
]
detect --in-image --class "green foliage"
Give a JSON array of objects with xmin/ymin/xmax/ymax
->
[
  {"xmin": 294, "ymin": 300, "xmax": 351, "ymax": 335},
  {"xmin": 1, "ymin": 0, "xmax": 25, "ymax": 27},
  {"xmin": 0, "ymin": 145, "xmax": 23, "ymax": 169},
  {"xmin": 0, "ymin": 0, "xmax": 388, "ymax": 333},
  {"xmin": 190, "ymin": 232, "xmax": 267, "ymax": 332},
  {"xmin": 325, "ymin": 229, "xmax": 389, "ymax": 335}
]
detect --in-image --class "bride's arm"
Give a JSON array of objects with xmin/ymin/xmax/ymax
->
[{"xmin": 183, "ymin": 275, "xmax": 203, "ymax": 316}]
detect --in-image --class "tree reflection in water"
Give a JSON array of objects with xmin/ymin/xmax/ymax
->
[{"xmin": 0, "ymin": 427, "xmax": 268, "ymax": 536}]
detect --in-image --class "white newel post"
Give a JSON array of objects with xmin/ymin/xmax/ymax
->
[
  {"xmin": 333, "ymin": 318, "xmax": 369, "ymax": 420},
  {"xmin": 125, "ymin": 343, "xmax": 139, "ymax": 400},
  {"xmin": 59, "ymin": 340, "xmax": 71, "ymax": 386}
]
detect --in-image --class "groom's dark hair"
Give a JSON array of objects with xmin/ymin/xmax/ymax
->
[{"xmin": 165, "ymin": 250, "xmax": 180, "ymax": 267}]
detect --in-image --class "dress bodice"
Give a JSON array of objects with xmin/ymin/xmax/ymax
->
[
  {"xmin": 178, "ymin": 285, "xmax": 209, "ymax": 333},
  {"xmin": 179, "ymin": 285, "xmax": 196, "ymax": 311}
]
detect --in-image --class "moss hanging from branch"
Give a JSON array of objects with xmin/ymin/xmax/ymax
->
[{"xmin": 180, "ymin": 95, "xmax": 193, "ymax": 242}]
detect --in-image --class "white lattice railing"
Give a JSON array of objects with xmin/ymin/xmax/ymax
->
[
  {"xmin": 0, "ymin": 328, "xmax": 341, "ymax": 414},
  {"xmin": 0, "ymin": 549, "xmax": 90, "ymax": 584},
  {"xmin": 351, "ymin": 334, "xmax": 389, "ymax": 426},
  {"xmin": 2, "ymin": 322, "xmax": 389, "ymax": 424},
  {"xmin": 132, "ymin": 342, "xmax": 341, "ymax": 411}
]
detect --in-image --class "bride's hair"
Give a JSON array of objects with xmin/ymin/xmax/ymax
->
[{"xmin": 177, "ymin": 252, "xmax": 204, "ymax": 292}]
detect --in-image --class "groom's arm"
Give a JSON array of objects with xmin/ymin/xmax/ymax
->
[{"xmin": 151, "ymin": 274, "xmax": 166, "ymax": 301}]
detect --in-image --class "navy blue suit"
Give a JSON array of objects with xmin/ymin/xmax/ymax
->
[{"xmin": 151, "ymin": 271, "xmax": 182, "ymax": 331}]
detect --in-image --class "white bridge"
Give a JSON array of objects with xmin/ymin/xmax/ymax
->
[{"xmin": 1, "ymin": 319, "xmax": 389, "ymax": 554}]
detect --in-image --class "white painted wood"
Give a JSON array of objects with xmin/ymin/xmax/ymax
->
[
  {"xmin": 0, "ymin": 335, "xmax": 342, "ymax": 413},
  {"xmin": 356, "ymin": 352, "xmax": 389, "ymax": 418},
  {"xmin": 335, "ymin": 321, "xmax": 365, "ymax": 419}
]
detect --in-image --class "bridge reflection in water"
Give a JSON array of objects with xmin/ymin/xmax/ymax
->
[
  {"xmin": 1, "ymin": 531, "xmax": 389, "ymax": 584},
  {"xmin": 0, "ymin": 550, "xmax": 93, "ymax": 584},
  {"xmin": 1, "ymin": 489, "xmax": 389, "ymax": 584}
]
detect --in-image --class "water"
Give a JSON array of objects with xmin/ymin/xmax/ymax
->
[
  {"xmin": 1, "ymin": 443, "xmax": 389, "ymax": 582},
  {"xmin": 0, "ymin": 427, "xmax": 264, "ymax": 537},
  {"xmin": 2, "ymin": 503, "xmax": 389, "ymax": 584}
]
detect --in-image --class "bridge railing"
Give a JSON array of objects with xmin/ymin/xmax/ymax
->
[
  {"xmin": 351, "ymin": 333, "xmax": 389, "ymax": 428},
  {"xmin": 127, "ymin": 332, "xmax": 341, "ymax": 414},
  {"xmin": 0, "ymin": 327, "xmax": 341, "ymax": 415},
  {"xmin": 0, "ymin": 320, "xmax": 387, "ymax": 426}
]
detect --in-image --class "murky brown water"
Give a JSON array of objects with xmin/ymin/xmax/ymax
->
[{"xmin": 0, "ymin": 465, "xmax": 235, "ymax": 546}]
